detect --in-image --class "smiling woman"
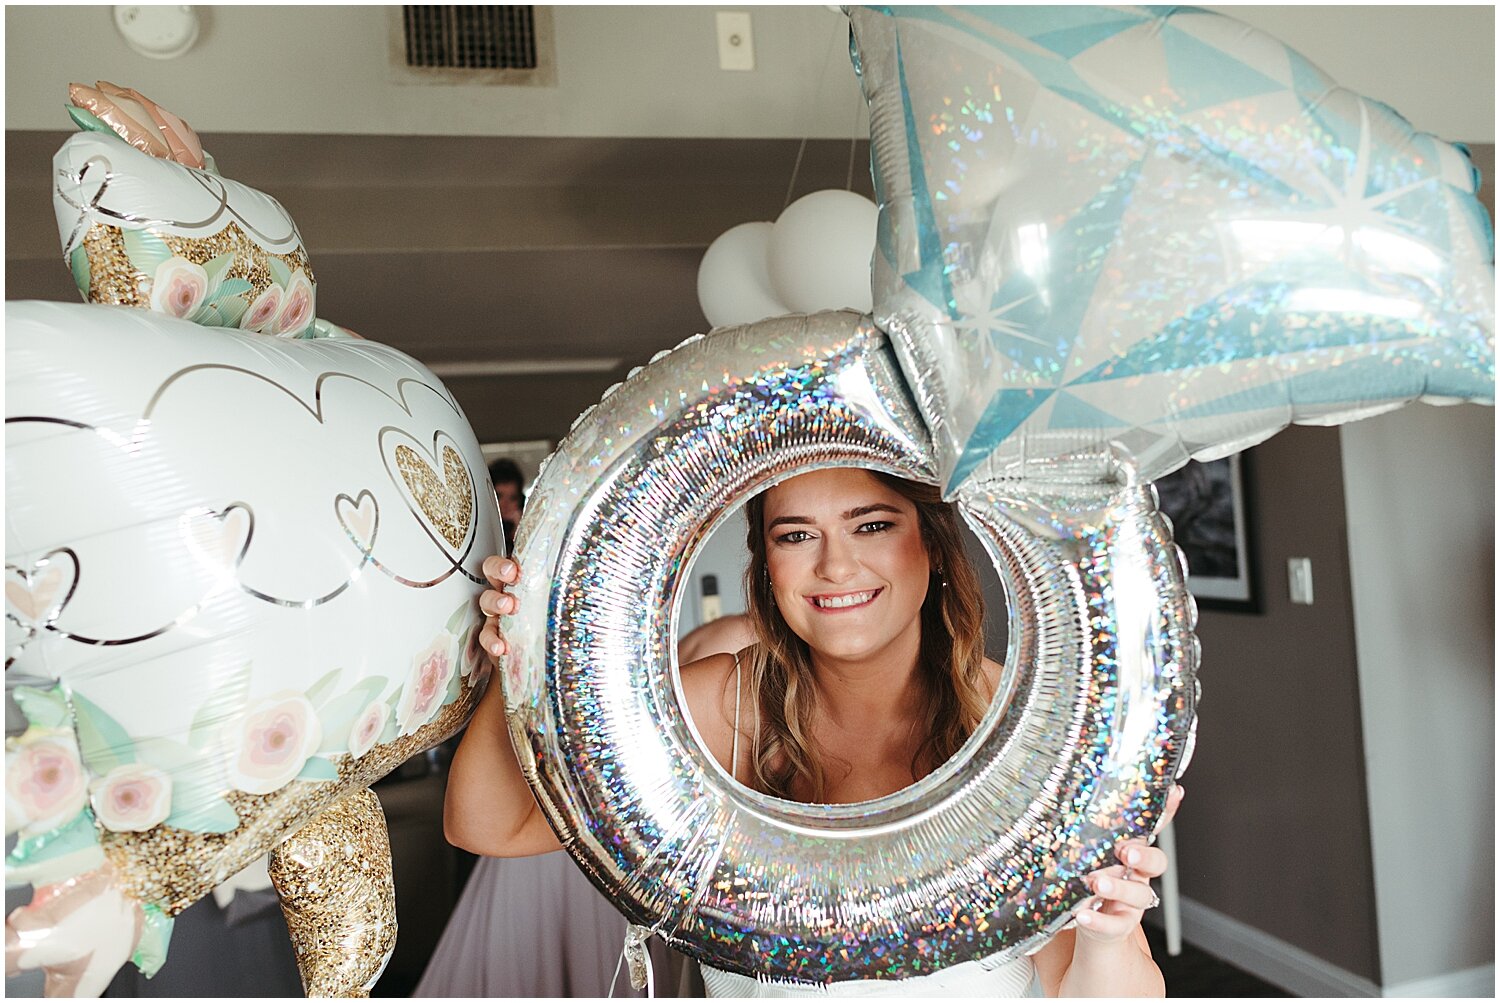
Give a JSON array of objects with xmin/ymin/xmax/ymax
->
[
  {"xmin": 678, "ymin": 468, "xmax": 999, "ymax": 806},
  {"xmin": 445, "ymin": 313, "xmax": 1192, "ymax": 996}
]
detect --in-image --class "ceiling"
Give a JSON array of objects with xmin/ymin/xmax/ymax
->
[{"xmin": 5, "ymin": 130, "xmax": 875, "ymax": 445}]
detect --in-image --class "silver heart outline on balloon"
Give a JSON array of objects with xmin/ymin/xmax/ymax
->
[
  {"xmin": 334, "ymin": 489, "xmax": 380, "ymax": 558},
  {"xmin": 54, "ymin": 145, "xmax": 300, "ymax": 258},
  {"xmin": 138, "ymin": 360, "xmax": 481, "ymax": 586},
  {"xmin": 39, "ymin": 504, "xmax": 256, "ymax": 647},
  {"xmin": 6, "ymin": 359, "xmax": 489, "ymax": 654},
  {"xmin": 4, "ymin": 548, "xmax": 81, "ymax": 667}
]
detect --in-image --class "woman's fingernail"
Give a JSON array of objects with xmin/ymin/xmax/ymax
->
[
  {"xmin": 1096, "ymin": 876, "xmax": 1113, "ymax": 893},
  {"xmin": 1075, "ymin": 909, "xmax": 1094, "ymax": 926},
  {"xmin": 490, "ymin": 642, "xmax": 503, "ymax": 656},
  {"xmin": 1126, "ymin": 848, "xmax": 1140, "ymax": 866}
]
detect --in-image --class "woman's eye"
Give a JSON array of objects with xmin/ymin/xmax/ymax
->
[
  {"xmin": 775, "ymin": 530, "xmax": 813, "ymax": 545},
  {"xmin": 856, "ymin": 521, "xmax": 894, "ymax": 534}
]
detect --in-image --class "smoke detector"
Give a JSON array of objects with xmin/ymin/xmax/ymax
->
[{"xmin": 114, "ymin": 6, "xmax": 200, "ymax": 60}]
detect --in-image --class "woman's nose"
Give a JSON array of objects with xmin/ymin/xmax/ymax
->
[{"xmin": 815, "ymin": 534, "xmax": 859, "ymax": 582}]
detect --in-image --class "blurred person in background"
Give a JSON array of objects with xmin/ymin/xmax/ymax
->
[{"xmin": 490, "ymin": 458, "xmax": 526, "ymax": 555}]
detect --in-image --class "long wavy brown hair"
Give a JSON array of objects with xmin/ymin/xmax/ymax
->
[{"xmin": 740, "ymin": 470, "xmax": 990, "ymax": 801}]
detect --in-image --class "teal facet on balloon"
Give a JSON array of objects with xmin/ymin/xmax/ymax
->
[{"xmin": 851, "ymin": 5, "xmax": 1495, "ymax": 492}]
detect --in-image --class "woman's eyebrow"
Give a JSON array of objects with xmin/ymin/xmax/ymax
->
[
  {"xmin": 842, "ymin": 503, "xmax": 903, "ymax": 520},
  {"xmin": 766, "ymin": 504, "xmax": 903, "ymax": 531}
]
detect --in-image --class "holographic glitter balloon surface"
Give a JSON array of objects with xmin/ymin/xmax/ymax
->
[
  {"xmin": 505, "ymin": 312, "xmax": 1197, "ymax": 983},
  {"xmin": 850, "ymin": 6, "xmax": 1496, "ymax": 494}
]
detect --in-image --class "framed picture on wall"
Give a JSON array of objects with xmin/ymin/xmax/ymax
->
[{"xmin": 1155, "ymin": 453, "xmax": 1258, "ymax": 612}]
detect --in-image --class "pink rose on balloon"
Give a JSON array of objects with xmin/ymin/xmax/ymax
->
[
  {"xmin": 274, "ymin": 270, "xmax": 314, "ymax": 336},
  {"xmin": 348, "ymin": 701, "xmax": 389, "ymax": 759},
  {"xmin": 231, "ymin": 694, "xmax": 321, "ymax": 795},
  {"xmin": 90, "ymin": 764, "xmax": 172, "ymax": 832},
  {"xmin": 397, "ymin": 634, "xmax": 456, "ymax": 735},
  {"xmin": 6, "ymin": 732, "xmax": 88, "ymax": 837},
  {"xmin": 240, "ymin": 284, "xmax": 284, "ymax": 334},
  {"xmin": 149, "ymin": 257, "xmax": 208, "ymax": 319}
]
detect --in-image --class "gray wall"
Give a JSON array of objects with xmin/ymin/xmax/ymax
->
[
  {"xmin": 1173, "ymin": 427, "xmax": 1383, "ymax": 982},
  {"xmin": 1341, "ymin": 404, "xmax": 1496, "ymax": 989}
]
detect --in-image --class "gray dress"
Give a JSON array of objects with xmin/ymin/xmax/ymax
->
[{"xmin": 414, "ymin": 851, "xmax": 699, "ymax": 997}]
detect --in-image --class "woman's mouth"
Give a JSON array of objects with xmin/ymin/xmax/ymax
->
[{"xmin": 806, "ymin": 588, "xmax": 882, "ymax": 611}]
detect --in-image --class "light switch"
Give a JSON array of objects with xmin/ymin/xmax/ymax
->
[
  {"xmin": 1287, "ymin": 557, "xmax": 1314, "ymax": 605},
  {"xmin": 717, "ymin": 11, "xmax": 755, "ymax": 71}
]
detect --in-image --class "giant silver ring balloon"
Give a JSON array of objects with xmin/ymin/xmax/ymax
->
[{"xmin": 503, "ymin": 311, "xmax": 1198, "ymax": 984}]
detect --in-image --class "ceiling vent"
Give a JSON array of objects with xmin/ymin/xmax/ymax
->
[{"xmin": 389, "ymin": 6, "xmax": 554, "ymax": 85}]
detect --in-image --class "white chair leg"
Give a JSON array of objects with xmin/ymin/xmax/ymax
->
[{"xmin": 1156, "ymin": 819, "xmax": 1182, "ymax": 956}]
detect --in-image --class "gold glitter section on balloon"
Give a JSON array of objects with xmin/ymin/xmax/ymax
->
[
  {"xmin": 97, "ymin": 674, "xmax": 482, "ymax": 914},
  {"xmin": 395, "ymin": 444, "xmax": 475, "ymax": 550},
  {"xmin": 270, "ymin": 788, "xmax": 396, "ymax": 999},
  {"xmin": 80, "ymin": 220, "xmax": 313, "ymax": 309}
]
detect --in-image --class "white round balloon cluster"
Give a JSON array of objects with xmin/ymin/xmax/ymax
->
[{"xmin": 696, "ymin": 189, "xmax": 878, "ymax": 328}]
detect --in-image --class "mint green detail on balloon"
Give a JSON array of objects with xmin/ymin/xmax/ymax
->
[
  {"xmin": 13, "ymin": 685, "xmax": 70, "ymax": 729},
  {"xmin": 65, "ymin": 105, "xmax": 115, "ymax": 137},
  {"xmin": 132, "ymin": 905, "xmax": 174, "ymax": 978},
  {"xmin": 5, "ymin": 811, "xmax": 105, "ymax": 889},
  {"xmin": 123, "ymin": 229, "xmax": 172, "ymax": 277},
  {"xmin": 69, "ymin": 245, "xmax": 91, "ymax": 299}
]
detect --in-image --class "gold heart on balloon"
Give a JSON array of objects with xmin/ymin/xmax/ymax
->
[{"xmin": 379, "ymin": 429, "xmax": 478, "ymax": 560}]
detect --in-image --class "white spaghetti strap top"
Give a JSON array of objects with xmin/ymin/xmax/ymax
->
[
  {"xmin": 730, "ymin": 652, "xmax": 742, "ymax": 779},
  {"xmin": 703, "ymin": 652, "xmax": 1041, "ymax": 997},
  {"xmin": 700, "ymin": 951, "xmax": 1040, "ymax": 997}
]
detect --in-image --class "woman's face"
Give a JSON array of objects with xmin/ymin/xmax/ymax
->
[{"xmin": 761, "ymin": 468, "xmax": 931, "ymax": 665}]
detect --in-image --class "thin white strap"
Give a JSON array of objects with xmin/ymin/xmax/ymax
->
[{"xmin": 730, "ymin": 652, "xmax": 742, "ymax": 779}]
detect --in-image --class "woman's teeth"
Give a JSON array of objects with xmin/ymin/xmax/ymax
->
[{"xmin": 812, "ymin": 590, "xmax": 877, "ymax": 609}]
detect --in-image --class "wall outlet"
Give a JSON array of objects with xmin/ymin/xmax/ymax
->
[{"xmin": 716, "ymin": 11, "xmax": 755, "ymax": 71}]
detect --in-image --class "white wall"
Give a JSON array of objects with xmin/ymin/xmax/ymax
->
[
  {"xmin": 1206, "ymin": 5, "xmax": 1494, "ymax": 143},
  {"xmin": 1340, "ymin": 403, "xmax": 1495, "ymax": 990},
  {"xmin": 5, "ymin": 6, "xmax": 1494, "ymax": 141},
  {"xmin": 680, "ymin": 508, "xmax": 750, "ymax": 635},
  {"xmin": 4, "ymin": 6, "xmax": 868, "ymax": 138}
]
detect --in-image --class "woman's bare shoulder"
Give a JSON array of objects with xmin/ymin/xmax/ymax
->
[
  {"xmin": 677, "ymin": 651, "xmax": 745, "ymax": 771},
  {"xmin": 980, "ymin": 655, "xmax": 1005, "ymax": 700},
  {"xmin": 678, "ymin": 614, "xmax": 755, "ymax": 665},
  {"xmin": 678, "ymin": 651, "xmax": 740, "ymax": 725}
]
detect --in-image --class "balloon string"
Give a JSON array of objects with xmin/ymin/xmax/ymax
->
[
  {"xmin": 846, "ymin": 80, "xmax": 863, "ymax": 192},
  {"xmin": 784, "ymin": 138, "xmax": 808, "ymax": 211},
  {"xmin": 608, "ymin": 925, "xmax": 656, "ymax": 997},
  {"xmin": 784, "ymin": 13, "xmax": 843, "ymax": 209},
  {"xmin": 608, "ymin": 950, "xmax": 625, "ymax": 997}
]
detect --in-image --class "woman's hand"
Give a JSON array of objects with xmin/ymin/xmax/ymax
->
[
  {"xmin": 445, "ymin": 553, "xmax": 564, "ymax": 857},
  {"xmin": 477, "ymin": 555, "xmax": 520, "ymax": 662},
  {"xmin": 1073, "ymin": 784, "xmax": 1185, "ymax": 943}
]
